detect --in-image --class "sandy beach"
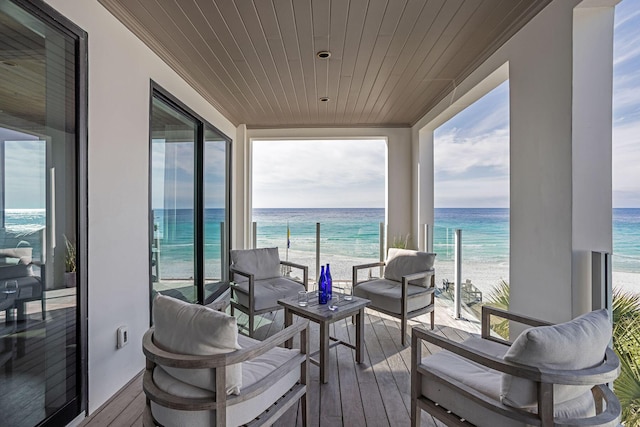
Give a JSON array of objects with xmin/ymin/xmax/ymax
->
[{"xmin": 282, "ymin": 250, "xmax": 640, "ymax": 299}]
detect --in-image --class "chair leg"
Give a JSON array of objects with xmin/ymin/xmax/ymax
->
[
  {"xmin": 401, "ymin": 317, "xmax": 407, "ymax": 347},
  {"xmin": 410, "ymin": 332, "xmax": 421, "ymax": 427},
  {"xmin": 249, "ymin": 315, "xmax": 254, "ymax": 338},
  {"xmin": 411, "ymin": 400, "xmax": 420, "ymax": 427},
  {"xmin": 301, "ymin": 390, "xmax": 309, "ymax": 427},
  {"xmin": 430, "ymin": 311, "xmax": 435, "ymax": 330}
]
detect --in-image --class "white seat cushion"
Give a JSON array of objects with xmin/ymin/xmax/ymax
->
[
  {"xmin": 153, "ymin": 295, "xmax": 242, "ymax": 395},
  {"xmin": 421, "ymin": 337, "xmax": 595, "ymax": 426},
  {"xmin": 151, "ymin": 334, "xmax": 300, "ymax": 427},
  {"xmin": 234, "ymin": 277, "xmax": 305, "ymax": 311},
  {"xmin": 501, "ymin": 309, "xmax": 611, "ymax": 408},
  {"xmin": 353, "ymin": 278, "xmax": 431, "ymax": 314}
]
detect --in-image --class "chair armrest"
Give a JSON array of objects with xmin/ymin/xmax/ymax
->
[
  {"xmin": 480, "ymin": 306, "xmax": 552, "ymax": 342},
  {"xmin": 412, "ymin": 327, "xmax": 620, "ymax": 386},
  {"xmin": 230, "ymin": 266, "xmax": 254, "ymax": 284},
  {"xmin": 352, "ymin": 261, "xmax": 385, "ymax": 286},
  {"xmin": 143, "ymin": 319, "xmax": 310, "ymax": 369},
  {"xmin": 402, "ymin": 269, "xmax": 435, "ymax": 287},
  {"xmin": 280, "ymin": 260, "xmax": 309, "ymax": 288}
]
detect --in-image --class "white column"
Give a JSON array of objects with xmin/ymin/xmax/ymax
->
[
  {"xmin": 571, "ymin": 5, "xmax": 615, "ymax": 317},
  {"xmin": 509, "ymin": 2, "xmax": 615, "ymax": 323},
  {"xmin": 417, "ymin": 129, "xmax": 435, "ymax": 252},
  {"xmin": 232, "ymin": 124, "xmax": 248, "ymax": 249}
]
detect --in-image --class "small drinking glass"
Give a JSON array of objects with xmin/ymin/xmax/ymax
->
[
  {"xmin": 297, "ymin": 290, "xmax": 308, "ymax": 307},
  {"xmin": 328, "ymin": 289, "xmax": 341, "ymax": 311},
  {"xmin": 343, "ymin": 286, "xmax": 353, "ymax": 301},
  {"xmin": 4, "ymin": 280, "xmax": 18, "ymax": 294}
]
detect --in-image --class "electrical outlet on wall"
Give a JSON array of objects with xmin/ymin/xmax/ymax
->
[{"xmin": 117, "ymin": 326, "xmax": 128, "ymax": 349}]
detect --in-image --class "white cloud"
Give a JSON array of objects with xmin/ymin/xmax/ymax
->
[
  {"xmin": 435, "ymin": 176, "xmax": 509, "ymax": 208},
  {"xmin": 613, "ymin": 119, "xmax": 640, "ymax": 207},
  {"xmin": 252, "ymin": 139, "xmax": 386, "ymax": 208},
  {"xmin": 434, "ymin": 127, "xmax": 509, "ymax": 175}
]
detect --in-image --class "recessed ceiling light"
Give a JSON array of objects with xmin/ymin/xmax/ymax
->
[
  {"xmin": 316, "ymin": 51, "xmax": 331, "ymax": 59},
  {"xmin": 319, "ymin": 97, "xmax": 330, "ymax": 102}
]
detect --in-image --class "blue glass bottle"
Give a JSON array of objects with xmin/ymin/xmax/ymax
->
[
  {"xmin": 325, "ymin": 263, "xmax": 332, "ymax": 300},
  {"xmin": 318, "ymin": 265, "xmax": 328, "ymax": 304}
]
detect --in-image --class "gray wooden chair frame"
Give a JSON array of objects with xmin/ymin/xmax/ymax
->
[
  {"xmin": 143, "ymin": 319, "xmax": 310, "ymax": 427},
  {"xmin": 230, "ymin": 261, "xmax": 308, "ymax": 337},
  {"xmin": 411, "ymin": 306, "xmax": 621, "ymax": 427},
  {"xmin": 352, "ymin": 261, "xmax": 435, "ymax": 346}
]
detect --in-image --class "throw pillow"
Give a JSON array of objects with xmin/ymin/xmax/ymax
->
[
  {"xmin": 230, "ymin": 247, "xmax": 281, "ymax": 282},
  {"xmin": 383, "ymin": 248, "xmax": 436, "ymax": 287},
  {"xmin": 153, "ymin": 294, "xmax": 242, "ymax": 395},
  {"xmin": 501, "ymin": 309, "xmax": 611, "ymax": 408}
]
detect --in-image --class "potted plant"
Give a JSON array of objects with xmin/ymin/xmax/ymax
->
[{"xmin": 64, "ymin": 235, "xmax": 76, "ymax": 288}]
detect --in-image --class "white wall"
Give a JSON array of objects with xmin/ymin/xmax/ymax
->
[
  {"xmin": 243, "ymin": 127, "xmax": 413, "ymax": 250},
  {"xmin": 412, "ymin": 0, "xmax": 615, "ymax": 323},
  {"xmin": 45, "ymin": 0, "xmax": 236, "ymax": 413}
]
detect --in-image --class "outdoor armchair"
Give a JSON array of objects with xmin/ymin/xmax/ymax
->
[
  {"xmin": 229, "ymin": 247, "xmax": 308, "ymax": 337},
  {"xmin": 411, "ymin": 306, "xmax": 621, "ymax": 427},
  {"xmin": 143, "ymin": 294, "xmax": 310, "ymax": 427},
  {"xmin": 352, "ymin": 248, "xmax": 436, "ymax": 346}
]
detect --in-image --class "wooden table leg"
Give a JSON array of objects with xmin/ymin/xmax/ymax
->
[
  {"xmin": 284, "ymin": 308, "xmax": 293, "ymax": 349},
  {"xmin": 356, "ymin": 308, "xmax": 364, "ymax": 364},
  {"xmin": 320, "ymin": 320, "xmax": 329, "ymax": 384}
]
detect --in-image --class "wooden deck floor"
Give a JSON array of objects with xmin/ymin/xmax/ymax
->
[{"xmin": 81, "ymin": 297, "xmax": 482, "ymax": 427}]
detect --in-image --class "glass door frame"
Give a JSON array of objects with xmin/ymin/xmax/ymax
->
[
  {"xmin": 4, "ymin": 0, "xmax": 89, "ymax": 424},
  {"xmin": 148, "ymin": 82, "xmax": 232, "ymax": 312}
]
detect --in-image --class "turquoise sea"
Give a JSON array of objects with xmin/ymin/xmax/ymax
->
[
  {"xmin": 254, "ymin": 208, "xmax": 640, "ymax": 292},
  {"xmin": 5, "ymin": 208, "xmax": 639, "ymax": 292}
]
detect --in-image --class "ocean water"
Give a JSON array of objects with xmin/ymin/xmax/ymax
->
[{"xmin": 4, "ymin": 208, "xmax": 639, "ymax": 293}]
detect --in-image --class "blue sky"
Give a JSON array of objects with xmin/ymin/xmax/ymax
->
[
  {"xmin": 254, "ymin": 0, "xmax": 640, "ymax": 209},
  {"xmin": 612, "ymin": 0, "xmax": 640, "ymax": 207}
]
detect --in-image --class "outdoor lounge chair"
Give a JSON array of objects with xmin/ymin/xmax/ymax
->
[
  {"xmin": 229, "ymin": 247, "xmax": 308, "ymax": 337},
  {"xmin": 143, "ymin": 294, "xmax": 310, "ymax": 427},
  {"xmin": 411, "ymin": 306, "xmax": 621, "ymax": 427},
  {"xmin": 352, "ymin": 248, "xmax": 436, "ymax": 346}
]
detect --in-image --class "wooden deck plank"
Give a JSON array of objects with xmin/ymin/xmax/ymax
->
[
  {"xmin": 363, "ymin": 312, "xmax": 410, "ymax": 425},
  {"xmin": 81, "ymin": 298, "xmax": 478, "ymax": 426},
  {"xmin": 349, "ymin": 314, "xmax": 391, "ymax": 427},
  {"xmin": 334, "ymin": 318, "xmax": 367, "ymax": 425},
  {"xmin": 320, "ymin": 321, "xmax": 343, "ymax": 420},
  {"xmin": 80, "ymin": 371, "xmax": 143, "ymax": 426}
]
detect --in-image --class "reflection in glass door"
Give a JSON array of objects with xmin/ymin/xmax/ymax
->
[
  {"xmin": 150, "ymin": 96, "xmax": 197, "ymax": 302},
  {"xmin": 149, "ymin": 87, "xmax": 231, "ymax": 307},
  {"xmin": 0, "ymin": 0, "xmax": 86, "ymax": 426}
]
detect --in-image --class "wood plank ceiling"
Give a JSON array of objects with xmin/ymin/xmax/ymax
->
[{"xmin": 99, "ymin": 0, "xmax": 551, "ymax": 128}]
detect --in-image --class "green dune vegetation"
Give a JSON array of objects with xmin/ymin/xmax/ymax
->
[{"xmin": 484, "ymin": 282, "xmax": 640, "ymax": 425}]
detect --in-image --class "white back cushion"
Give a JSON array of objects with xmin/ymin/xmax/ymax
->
[
  {"xmin": 153, "ymin": 294, "xmax": 242, "ymax": 395},
  {"xmin": 501, "ymin": 309, "xmax": 611, "ymax": 408},
  {"xmin": 384, "ymin": 248, "xmax": 436, "ymax": 287},
  {"xmin": 230, "ymin": 247, "xmax": 281, "ymax": 281}
]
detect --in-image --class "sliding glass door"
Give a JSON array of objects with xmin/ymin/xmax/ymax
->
[
  {"xmin": 150, "ymin": 96, "xmax": 198, "ymax": 302},
  {"xmin": 150, "ymin": 86, "xmax": 230, "ymax": 306},
  {"xmin": 0, "ymin": 0, "xmax": 87, "ymax": 425}
]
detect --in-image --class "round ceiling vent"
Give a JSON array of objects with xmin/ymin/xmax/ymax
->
[{"xmin": 316, "ymin": 51, "xmax": 331, "ymax": 59}]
